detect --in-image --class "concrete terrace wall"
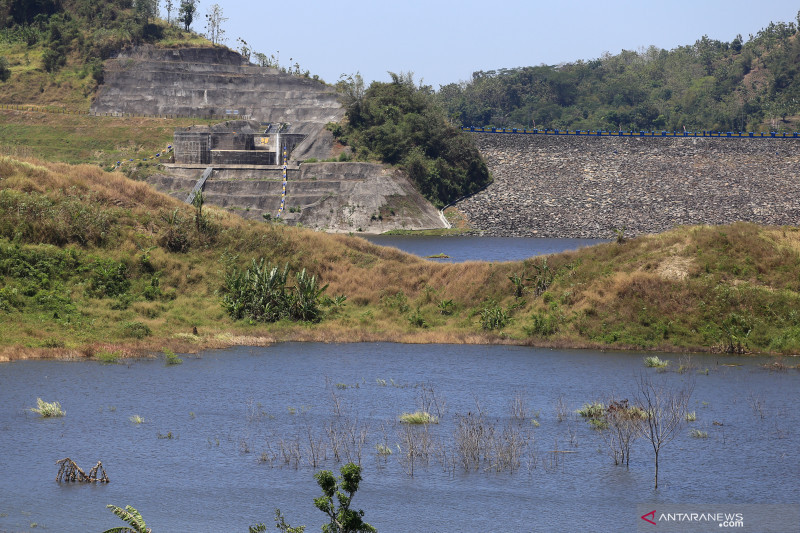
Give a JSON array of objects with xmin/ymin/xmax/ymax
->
[
  {"xmin": 91, "ymin": 46, "xmax": 343, "ymax": 159},
  {"xmin": 457, "ymin": 133, "xmax": 800, "ymax": 238},
  {"xmin": 148, "ymin": 163, "xmax": 446, "ymax": 233}
]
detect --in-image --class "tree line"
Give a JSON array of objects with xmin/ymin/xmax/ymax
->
[{"xmin": 436, "ymin": 15, "xmax": 800, "ymax": 133}]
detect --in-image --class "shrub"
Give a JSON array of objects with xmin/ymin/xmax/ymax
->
[
  {"xmin": 576, "ymin": 401, "xmax": 605, "ymax": 419},
  {"xmin": 526, "ymin": 311, "xmax": 559, "ymax": 336},
  {"xmin": 86, "ymin": 259, "xmax": 130, "ymax": 299},
  {"xmin": 164, "ymin": 348, "xmax": 182, "ymax": 365},
  {"xmin": 407, "ymin": 307, "xmax": 428, "ymax": 328},
  {"xmin": 643, "ymin": 356, "xmax": 669, "ymax": 368},
  {"xmin": 399, "ymin": 411, "xmax": 438, "ymax": 424},
  {"xmin": 0, "ymin": 57, "xmax": 10, "ymax": 82},
  {"xmin": 221, "ymin": 260, "xmax": 329, "ymax": 323},
  {"xmin": 121, "ymin": 321, "xmax": 151, "ymax": 339},
  {"xmin": 481, "ymin": 304, "xmax": 509, "ymax": 330},
  {"xmin": 30, "ymin": 398, "xmax": 65, "ymax": 417}
]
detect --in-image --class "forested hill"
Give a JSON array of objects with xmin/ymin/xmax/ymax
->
[{"xmin": 437, "ymin": 18, "xmax": 800, "ymax": 133}]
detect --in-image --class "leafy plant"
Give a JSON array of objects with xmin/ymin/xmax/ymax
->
[
  {"xmin": 164, "ymin": 348, "xmax": 182, "ymax": 365},
  {"xmin": 480, "ymin": 304, "xmax": 509, "ymax": 331},
  {"xmin": 399, "ymin": 411, "xmax": 438, "ymax": 424},
  {"xmin": 29, "ymin": 398, "xmax": 65, "ymax": 417},
  {"xmin": 221, "ymin": 260, "xmax": 330, "ymax": 323},
  {"xmin": 314, "ymin": 463, "xmax": 377, "ymax": 533},
  {"xmin": 644, "ymin": 356, "xmax": 669, "ymax": 368},
  {"xmin": 103, "ymin": 504, "xmax": 151, "ymax": 533}
]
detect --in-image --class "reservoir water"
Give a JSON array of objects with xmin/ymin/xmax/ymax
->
[
  {"xmin": 362, "ymin": 235, "xmax": 606, "ymax": 262},
  {"xmin": 0, "ymin": 343, "xmax": 797, "ymax": 532}
]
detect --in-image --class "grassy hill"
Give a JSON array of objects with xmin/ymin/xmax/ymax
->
[{"xmin": 1, "ymin": 154, "xmax": 799, "ymax": 361}]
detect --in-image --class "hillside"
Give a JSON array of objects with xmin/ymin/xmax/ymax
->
[
  {"xmin": 437, "ymin": 20, "xmax": 800, "ymax": 133},
  {"xmin": 1, "ymin": 154, "xmax": 799, "ymax": 360}
]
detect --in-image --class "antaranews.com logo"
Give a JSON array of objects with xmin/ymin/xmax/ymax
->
[{"xmin": 636, "ymin": 504, "xmax": 799, "ymax": 533}]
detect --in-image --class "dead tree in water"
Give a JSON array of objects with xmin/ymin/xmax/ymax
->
[{"xmin": 55, "ymin": 458, "xmax": 109, "ymax": 483}]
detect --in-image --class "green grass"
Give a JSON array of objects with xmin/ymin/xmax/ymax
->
[
  {"xmin": 686, "ymin": 411, "xmax": 697, "ymax": 422},
  {"xmin": 129, "ymin": 414, "xmax": 145, "ymax": 424},
  {"xmin": 399, "ymin": 411, "xmax": 438, "ymax": 424},
  {"xmin": 29, "ymin": 398, "xmax": 65, "ymax": 417},
  {"xmin": 690, "ymin": 429, "xmax": 708, "ymax": 438}
]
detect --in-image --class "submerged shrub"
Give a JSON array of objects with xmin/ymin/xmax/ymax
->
[
  {"xmin": 399, "ymin": 411, "xmax": 438, "ymax": 424},
  {"xmin": 30, "ymin": 398, "xmax": 65, "ymax": 417},
  {"xmin": 576, "ymin": 401, "xmax": 606, "ymax": 419},
  {"xmin": 644, "ymin": 356, "xmax": 669, "ymax": 368}
]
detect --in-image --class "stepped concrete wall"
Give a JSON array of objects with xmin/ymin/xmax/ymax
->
[
  {"xmin": 457, "ymin": 133, "xmax": 800, "ymax": 238},
  {"xmin": 91, "ymin": 46, "xmax": 343, "ymax": 160},
  {"xmin": 148, "ymin": 162, "xmax": 446, "ymax": 233}
]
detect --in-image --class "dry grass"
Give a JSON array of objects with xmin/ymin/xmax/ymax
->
[{"xmin": 1, "ymin": 153, "xmax": 800, "ymax": 359}]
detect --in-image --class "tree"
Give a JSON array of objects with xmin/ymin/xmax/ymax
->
[
  {"xmin": 134, "ymin": 0, "xmax": 158, "ymax": 22},
  {"xmin": 177, "ymin": 0, "xmax": 196, "ymax": 31},
  {"xmin": 314, "ymin": 463, "xmax": 376, "ymax": 533},
  {"xmin": 163, "ymin": 0, "xmax": 174, "ymax": 23},
  {"xmin": 0, "ymin": 57, "xmax": 10, "ymax": 82},
  {"xmin": 596, "ymin": 397, "xmax": 645, "ymax": 467},
  {"xmin": 635, "ymin": 372, "xmax": 694, "ymax": 489},
  {"xmin": 276, "ymin": 463, "xmax": 375, "ymax": 533},
  {"xmin": 102, "ymin": 504, "xmax": 151, "ymax": 533},
  {"xmin": 204, "ymin": 3, "xmax": 226, "ymax": 45}
]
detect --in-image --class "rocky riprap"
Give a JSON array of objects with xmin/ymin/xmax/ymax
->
[{"xmin": 457, "ymin": 133, "xmax": 800, "ymax": 238}]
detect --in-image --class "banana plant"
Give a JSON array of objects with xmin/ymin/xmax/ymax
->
[{"xmin": 103, "ymin": 504, "xmax": 151, "ymax": 533}]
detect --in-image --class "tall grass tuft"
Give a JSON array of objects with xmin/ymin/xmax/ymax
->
[
  {"xmin": 399, "ymin": 411, "xmax": 438, "ymax": 424},
  {"xmin": 129, "ymin": 415, "xmax": 144, "ymax": 424},
  {"xmin": 644, "ymin": 356, "xmax": 669, "ymax": 368},
  {"xmin": 685, "ymin": 411, "xmax": 697, "ymax": 422},
  {"xmin": 690, "ymin": 429, "xmax": 708, "ymax": 438},
  {"xmin": 30, "ymin": 398, "xmax": 65, "ymax": 417}
]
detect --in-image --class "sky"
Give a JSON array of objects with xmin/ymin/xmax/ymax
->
[{"xmin": 177, "ymin": 0, "xmax": 800, "ymax": 89}]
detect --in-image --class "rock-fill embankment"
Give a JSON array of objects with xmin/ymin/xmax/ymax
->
[{"xmin": 457, "ymin": 133, "xmax": 800, "ymax": 238}]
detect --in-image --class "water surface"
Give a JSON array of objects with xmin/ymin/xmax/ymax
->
[
  {"xmin": 0, "ymin": 344, "xmax": 796, "ymax": 532},
  {"xmin": 363, "ymin": 235, "xmax": 606, "ymax": 262}
]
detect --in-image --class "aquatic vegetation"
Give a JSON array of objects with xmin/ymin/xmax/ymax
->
[
  {"xmin": 399, "ymin": 411, "xmax": 438, "ymax": 424},
  {"xmin": 576, "ymin": 401, "xmax": 605, "ymax": 419},
  {"xmin": 690, "ymin": 429, "xmax": 708, "ymax": 438},
  {"xmin": 164, "ymin": 348, "xmax": 183, "ymax": 365},
  {"xmin": 685, "ymin": 411, "xmax": 697, "ymax": 422},
  {"xmin": 30, "ymin": 398, "xmax": 65, "ymax": 418},
  {"xmin": 129, "ymin": 415, "xmax": 144, "ymax": 424},
  {"xmin": 643, "ymin": 356, "xmax": 669, "ymax": 368}
]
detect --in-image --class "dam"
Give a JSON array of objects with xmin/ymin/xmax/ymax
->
[{"xmin": 456, "ymin": 131, "xmax": 800, "ymax": 238}]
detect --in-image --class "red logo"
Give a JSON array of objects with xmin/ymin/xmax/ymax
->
[{"xmin": 641, "ymin": 510, "xmax": 657, "ymax": 525}]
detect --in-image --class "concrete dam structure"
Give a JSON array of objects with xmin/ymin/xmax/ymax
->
[
  {"xmin": 456, "ymin": 132, "xmax": 800, "ymax": 238},
  {"xmin": 93, "ymin": 46, "xmax": 447, "ymax": 232}
]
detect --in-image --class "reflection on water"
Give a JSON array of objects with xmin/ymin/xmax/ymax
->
[
  {"xmin": 362, "ymin": 235, "xmax": 606, "ymax": 262},
  {"xmin": 0, "ymin": 343, "xmax": 797, "ymax": 532}
]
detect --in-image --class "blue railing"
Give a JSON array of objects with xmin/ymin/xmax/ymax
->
[{"xmin": 462, "ymin": 127, "xmax": 800, "ymax": 139}]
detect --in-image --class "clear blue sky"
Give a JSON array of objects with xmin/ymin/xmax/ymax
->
[{"xmin": 176, "ymin": 0, "xmax": 799, "ymax": 89}]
